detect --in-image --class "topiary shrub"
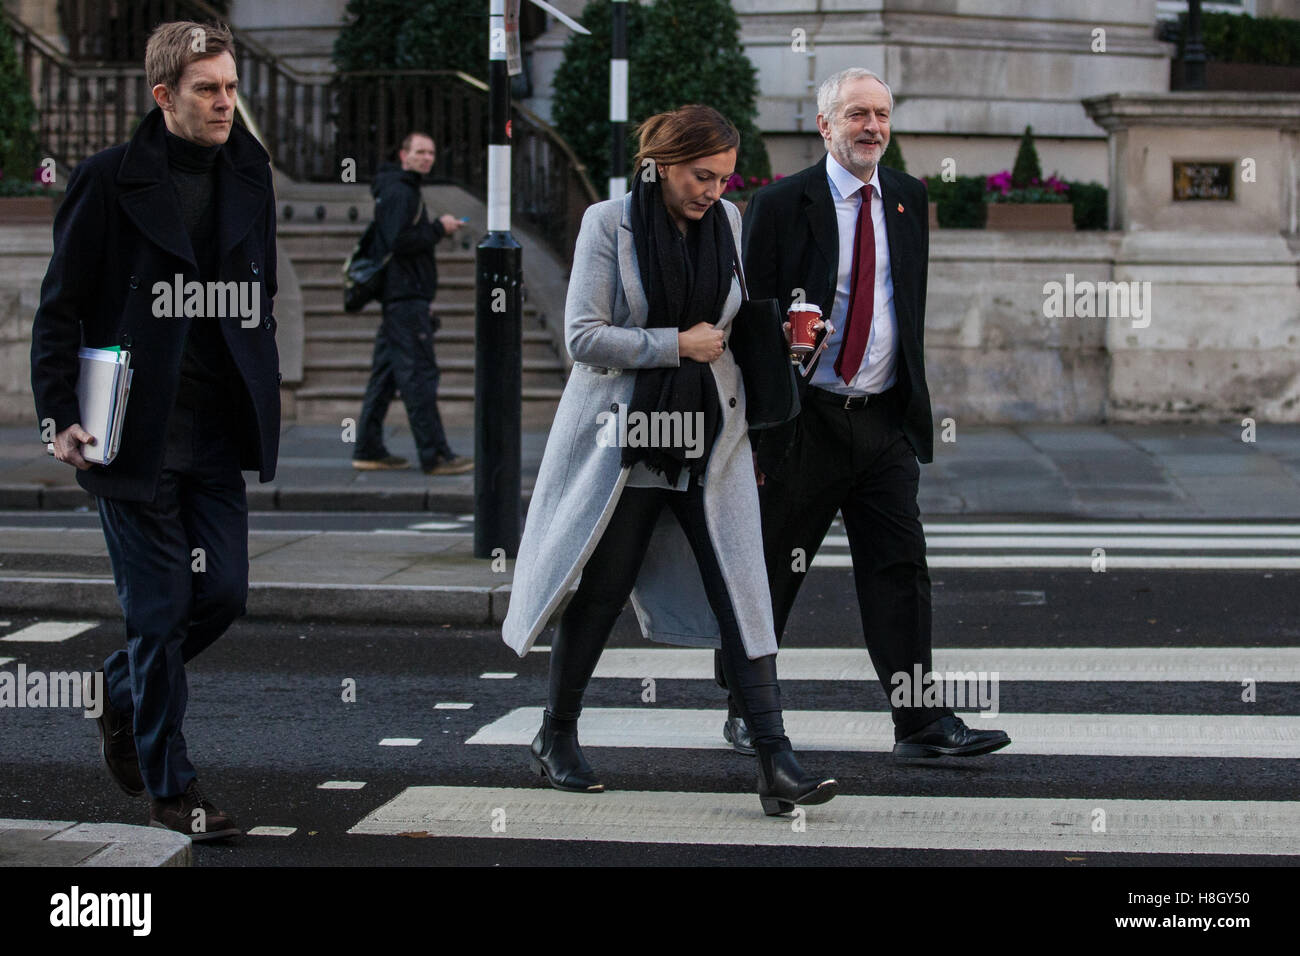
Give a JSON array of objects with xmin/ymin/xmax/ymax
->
[
  {"xmin": 1010, "ymin": 125, "xmax": 1042, "ymax": 190},
  {"xmin": 924, "ymin": 174, "xmax": 987, "ymax": 228},
  {"xmin": 880, "ymin": 135, "xmax": 905, "ymax": 174},
  {"xmin": 551, "ymin": 0, "xmax": 769, "ymax": 192},
  {"xmin": 0, "ymin": 14, "xmax": 42, "ymax": 196},
  {"xmin": 1067, "ymin": 180, "xmax": 1108, "ymax": 230}
]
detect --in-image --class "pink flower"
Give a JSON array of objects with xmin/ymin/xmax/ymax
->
[{"xmin": 760, "ymin": 177, "xmax": 770, "ymax": 186}]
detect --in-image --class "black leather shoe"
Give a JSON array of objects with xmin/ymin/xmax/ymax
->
[
  {"xmin": 91, "ymin": 672, "xmax": 144, "ymax": 797},
  {"xmin": 892, "ymin": 715, "xmax": 1011, "ymax": 759},
  {"xmin": 530, "ymin": 711, "xmax": 604, "ymax": 793},
  {"xmin": 756, "ymin": 745, "xmax": 837, "ymax": 816},
  {"xmin": 722, "ymin": 714, "xmax": 755, "ymax": 756},
  {"xmin": 149, "ymin": 779, "xmax": 241, "ymax": 842}
]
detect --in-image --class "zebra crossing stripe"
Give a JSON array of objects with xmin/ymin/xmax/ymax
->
[
  {"xmin": 467, "ymin": 708, "xmax": 1300, "ymax": 759},
  {"xmin": 825, "ymin": 534, "xmax": 1300, "ymax": 550},
  {"xmin": 814, "ymin": 555, "xmax": 1300, "ymax": 569},
  {"xmin": 918, "ymin": 523, "xmax": 1300, "ymax": 535},
  {"xmin": 590, "ymin": 647, "xmax": 1300, "ymax": 682},
  {"xmin": 0, "ymin": 622, "xmax": 98, "ymax": 643},
  {"xmin": 348, "ymin": 786, "xmax": 1300, "ymax": 855}
]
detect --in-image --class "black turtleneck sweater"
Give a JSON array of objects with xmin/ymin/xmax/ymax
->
[{"xmin": 164, "ymin": 128, "xmax": 237, "ymax": 406}]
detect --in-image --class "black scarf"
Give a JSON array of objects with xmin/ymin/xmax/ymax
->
[{"xmin": 624, "ymin": 173, "xmax": 733, "ymax": 483}]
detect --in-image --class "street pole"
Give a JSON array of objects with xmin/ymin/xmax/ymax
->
[
  {"xmin": 609, "ymin": 0, "xmax": 628, "ymax": 199},
  {"xmin": 475, "ymin": 0, "xmax": 523, "ymax": 559}
]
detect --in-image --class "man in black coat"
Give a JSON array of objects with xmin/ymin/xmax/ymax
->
[
  {"xmin": 30, "ymin": 20, "xmax": 279, "ymax": 839},
  {"xmin": 722, "ymin": 69, "xmax": 1009, "ymax": 759},
  {"xmin": 351, "ymin": 132, "xmax": 472, "ymax": 475}
]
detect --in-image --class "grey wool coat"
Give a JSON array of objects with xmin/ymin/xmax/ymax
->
[{"xmin": 501, "ymin": 194, "xmax": 779, "ymax": 660}]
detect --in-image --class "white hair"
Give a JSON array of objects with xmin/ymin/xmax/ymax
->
[{"xmin": 816, "ymin": 68, "xmax": 894, "ymax": 121}]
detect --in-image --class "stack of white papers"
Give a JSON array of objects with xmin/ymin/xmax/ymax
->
[{"xmin": 75, "ymin": 347, "xmax": 133, "ymax": 465}]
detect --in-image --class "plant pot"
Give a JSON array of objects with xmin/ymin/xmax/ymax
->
[
  {"xmin": 0, "ymin": 196, "xmax": 56, "ymax": 223},
  {"xmin": 985, "ymin": 202, "xmax": 1074, "ymax": 231}
]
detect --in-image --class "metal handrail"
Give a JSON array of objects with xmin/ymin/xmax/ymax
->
[{"xmin": 5, "ymin": 8, "xmax": 597, "ymax": 264}]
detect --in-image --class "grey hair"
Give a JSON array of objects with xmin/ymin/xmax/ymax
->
[{"xmin": 816, "ymin": 68, "xmax": 894, "ymax": 121}]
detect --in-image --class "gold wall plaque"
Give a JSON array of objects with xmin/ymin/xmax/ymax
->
[{"xmin": 1173, "ymin": 161, "xmax": 1234, "ymax": 201}]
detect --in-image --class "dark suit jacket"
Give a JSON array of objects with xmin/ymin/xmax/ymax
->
[
  {"xmin": 741, "ymin": 155, "xmax": 934, "ymax": 472},
  {"xmin": 30, "ymin": 107, "xmax": 280, "ymax": 502}
]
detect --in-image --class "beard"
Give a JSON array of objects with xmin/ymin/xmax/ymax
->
[{"xmin": 832, "ymin": 133, "xmax": 883, "ymax": 175}]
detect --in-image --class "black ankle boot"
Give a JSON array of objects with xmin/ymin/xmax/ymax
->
[
  {"xmin": 756, "ymin": 741, "xmax": 837, "ymax": 816},
  {"xmin": 530, "ymin": 711, "xmax": 604, "ymax": 793},
  {"xmin": 722, "ymin": 696, "xmax": 756, "ymax": 756}
]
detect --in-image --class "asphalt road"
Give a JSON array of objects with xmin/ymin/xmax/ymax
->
[{"xmin": 1, "ymin": 558, "xmax": 1297, "ymax": 868}]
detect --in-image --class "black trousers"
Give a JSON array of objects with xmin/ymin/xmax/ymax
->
[
  {"xmin": 354, "ymin": 297, "xmax": 454, "ymax": 469},
  {"xmin": 725, "ymin": 388, "xmax": 952, "ymax": 739},
  {"xmin": 98, "ymin": 396, "xmax": 248, "ymax": 799},
  {"xmin": 549, "ymin": 478, "xmax": 787, "ymax": 747}
]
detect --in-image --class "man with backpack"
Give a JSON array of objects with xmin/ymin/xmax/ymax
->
[{"xmin": 351, "ymin": 131, "xmax": 472, "ymax": 475}]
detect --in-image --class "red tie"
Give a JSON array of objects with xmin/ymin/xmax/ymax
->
[{"xmin": 834, "ymin": 184, "xmax": 875, "ymax": 385}]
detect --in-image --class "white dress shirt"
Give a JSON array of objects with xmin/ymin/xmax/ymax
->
[{"xmin": 809, "ymin": 154, "xmax": 898, "ymax": 395}]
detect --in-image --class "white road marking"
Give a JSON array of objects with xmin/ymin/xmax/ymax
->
[
  {"xmin": 591, "ymin": 647, "xmax": 1300, "ymax": 682},
  {"xmin": 349, "ymin": 787, "xmax": 1300, "ymax": 855},
  {"xmin": 379, "ymin": 738, "xmax": 422, "ymax": 747},
  {"xmin": 815, "ymin": 555, "xmax": 1300, "ymax": 569},
  {"xmin": 246, "ymin": 826, "xmax": 297, "ymax": 837},
  {"xmin": 407, "ymin": 521, "xmax": 467, "ymax": 531},
  {"xmin": 318, "ymin": 781, "xmax": 367, "ymax": 790},
  {"xmin": 479, "ymin": 672, "xmax": 517, "ymax": 680},
  {"xmin": 0, "ymin": 621, "xmax": 98, "ymax": 643},
  {"xmin": 919, "ymin": 523, "xmax": 1300, "ymax": 535},
  {"xmin": 435, "ymin": 702, "xmax": 474, "ymax": 710},
  {"xmin": 824, "ymin": 534, "xmax": 1300, "ymax": 550},
  {"xmin": 468, "ymin": 708, "xmax": 1300, "ymax": 759}
]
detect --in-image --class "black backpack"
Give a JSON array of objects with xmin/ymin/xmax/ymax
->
[{"xmin": 342, "ymin": 200, "xmax": 424, "ymax": 313}]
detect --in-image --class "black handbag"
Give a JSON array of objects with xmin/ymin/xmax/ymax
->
[{"xmin": 728, "ymin": 264, "xmax": 801, "ymax": 429}]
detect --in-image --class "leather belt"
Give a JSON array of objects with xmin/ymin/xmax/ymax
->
[{"xmin": 807, "ymin": 385, "xmax": 895, "ymax": 410}]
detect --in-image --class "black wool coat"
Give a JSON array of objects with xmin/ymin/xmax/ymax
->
[
  {"xmin": 30, "ymin": 107, "xmax": 280, "ymax": 502},
  {"xmin": 741, "ymin": 156, "xmax": 935, "ymax": 472}
]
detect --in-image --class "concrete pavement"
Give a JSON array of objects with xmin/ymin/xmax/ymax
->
[
  {"xmin": 5, "ymin": 421, "xmax": 1300, "ymax": 517},
  {"xmin": 0, "ymin": 819, "xmax": 191, "ymax": 867}
]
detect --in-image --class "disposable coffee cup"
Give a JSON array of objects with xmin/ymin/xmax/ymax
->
[{"xmin": 788, "ymin": 303, "xmax": 823, "ymax": 353}]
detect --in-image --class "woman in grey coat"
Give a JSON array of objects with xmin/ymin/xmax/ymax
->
[{"xmin": 501, "ymin": 105, "xmax": 837, "ymax": 816}]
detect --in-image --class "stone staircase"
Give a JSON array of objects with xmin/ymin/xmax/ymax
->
[{"xmin": 279, "ymin": 220, "xmax": 567, "ymax": 428}]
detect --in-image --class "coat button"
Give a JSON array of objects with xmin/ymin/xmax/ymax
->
[
  {"xmin": 250, "ymin": 260, "xmax": 259, "ymax": 275},
  {"xmin": 728, "ymin": 397, "xmax": 737, "ymax": 408},
  {"xmin": 277, "ymin": 372, "xmax": 283, "ymax": 384},
  {"xmin": 128, "ymin": 275, "xmax": 139, "ymax": 289},
  {"xmin": 263, "ymin": 317, "xmax": 274, "ymax": 331},
  {"xmin": 121, "ymin": 333, "xmax": 132, "ymax": 347},
  {"xmin": 610, "ymin": 403, "xmax": 618, "ymax": 412}
]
